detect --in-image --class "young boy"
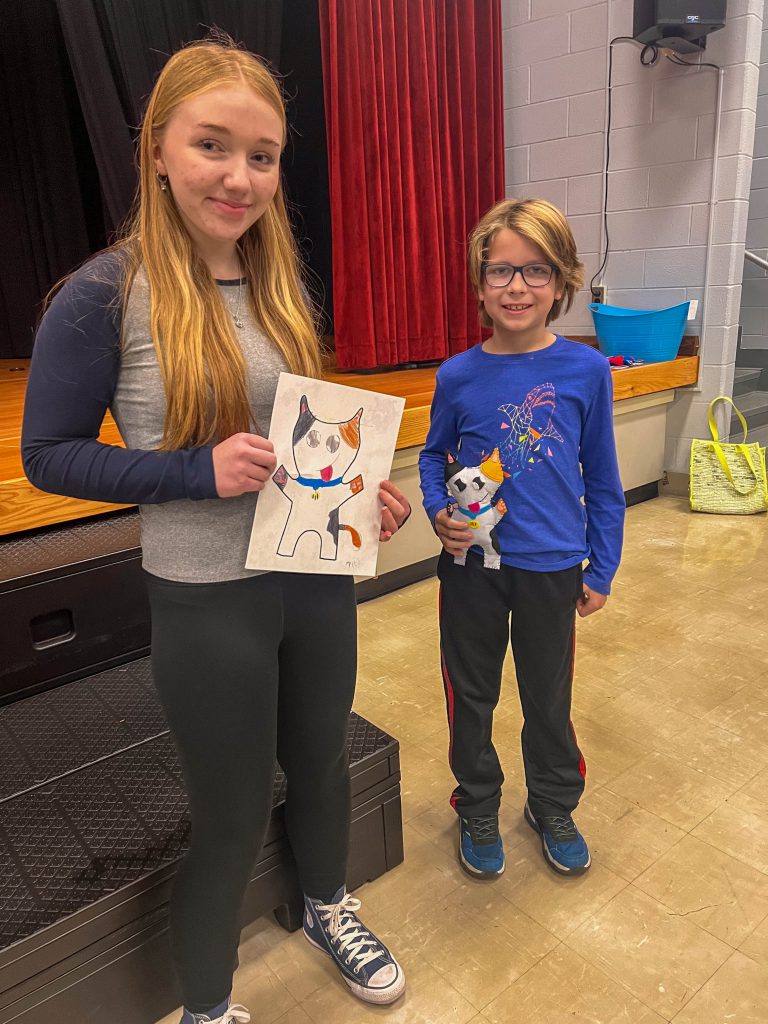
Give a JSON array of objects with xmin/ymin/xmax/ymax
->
[{"xmin": 419, "ymin": 198, "xmax": 624, "ymax": 878}]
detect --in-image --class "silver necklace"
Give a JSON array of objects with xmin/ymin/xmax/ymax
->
[{"xmin": 233, "ymin": 278, "xmax": 245, "ymax": 330}]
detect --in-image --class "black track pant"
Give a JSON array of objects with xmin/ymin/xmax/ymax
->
[
  {"xmin": 145, "ymin": 570, "xmax": 357, "ymax": 1013},
  {"xmin": 437, "ymin": 550, "xmax": 586, "ymax": 821}
]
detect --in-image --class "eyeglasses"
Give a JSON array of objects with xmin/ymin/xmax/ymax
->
[{"xmin": 482, "ymin": 262, "xmax": 556, "ymax": 288}]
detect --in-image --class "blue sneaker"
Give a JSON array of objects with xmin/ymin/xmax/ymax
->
[
  {"xmin": 524, "ymin": 801, "xmax": 591, "ymax": 875},
  {"xmin": 458, "ymin": 815, "xmax": 505, "ymax": 878},
  {"xmin": 180, "ymin": 1002, "xmax": 249, "ymax": 1023},
  {"xmin": 303, "ymin": 887, "xmax": 405, "ymax": 1005}
]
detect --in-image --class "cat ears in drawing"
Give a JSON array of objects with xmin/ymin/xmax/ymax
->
[{"xmin": 298, "ymin": 396, "xmax": 363, "ymax": 423}]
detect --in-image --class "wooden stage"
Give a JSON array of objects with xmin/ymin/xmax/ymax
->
[{"xmin": 1, "ymin": 339, "xmax": 699, "ymax": 537}]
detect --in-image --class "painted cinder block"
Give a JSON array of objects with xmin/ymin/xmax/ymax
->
[
  {"xmin": 505, "ymin": 98, "xmax": 568, "ymax": 146},
  {"xmin": 503, "ymin": 14, "xmax": 569, "ymax": 69},
  {"xmin": 607, "ymin": 206, "xmax": 692, "ymax": 250},
  {"xmin": 530, "ymin": 132, "xmax": 604, "ymax": 179},
  {"xmin": 505, "ymin": 145, "xmax": 530, "ymax": 187},
  {"xmin": 530, "ymin": 48, "xmax": 606, "ymax": 102},
  {"xmin": 570, "ymin": 5, "xmax": 608, "ymax": 53},
  {"xmin": 569, "ymin": 91, "xmax": 606, "ymax": 136},
  {"xmin": 607, "ymin": 167, "xmax": 650, "ymax": 212},
  {"xmin": 644, "ymin": 247, "xmax": 706, "ymax": 288},
  {"xmin": 648, "ymin": 161, "xmax": 713, "ymax": 208},
  {"xmin": 609, "ymin": 119, "xmax": 697, "ymax": 171},
  {"xmin": 610, "ymin": 82, "xmax": 653, "ymax": 129},
  {"xmin": 567, "ymin": 173, "xmax": 603, "ymax": 216}
]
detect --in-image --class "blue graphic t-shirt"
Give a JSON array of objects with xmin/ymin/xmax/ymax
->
[{"xmin": 418, "ymin": 337, "xmax": 625, "ymax": 594}]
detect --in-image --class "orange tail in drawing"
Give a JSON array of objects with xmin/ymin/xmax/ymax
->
[{"xmin": 341, "ymin": 525, "xmax": 362, "ymax": 548}]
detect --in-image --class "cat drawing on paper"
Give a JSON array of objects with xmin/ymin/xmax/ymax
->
[{"xmin": 273, "ymin": 395, "xmax": 365, "ymax": 560}]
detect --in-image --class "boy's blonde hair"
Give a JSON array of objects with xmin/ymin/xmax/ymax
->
[{"xmin": 468, "ymin": 198, "xmax": 584, "ymax": 328}]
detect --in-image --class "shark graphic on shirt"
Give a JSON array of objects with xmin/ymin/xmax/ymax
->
[{"xmin": 498, "ymin": 383, "xmax": 564, "ymax": 477}]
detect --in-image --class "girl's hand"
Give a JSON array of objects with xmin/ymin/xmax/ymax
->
[
  {"xmin": 379, "ymin": 479, "xmax": 411, "ymax": 541},
  {"xmin": 212, "ymin": 433, "xmax": 277, "ymax": 497},
  {"xmin": 577, "ymin": 585, "xmax": 608, "ymax": 618},
  {"xmin": 434, "ymin": 507, "xmax": 472, "ymax": 557}
]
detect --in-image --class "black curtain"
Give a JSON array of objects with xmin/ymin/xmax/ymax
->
[
  {"xmin": 2, "ymin": 0, "xmax": 332, "ymax": 359},
  {"xmin": 55, "ymin": 0, "xmax": 285, "ymax": 231},
  {"xmin": 0, "ymin": 0, "xmax": 107, "ymax": 358},
  {"xmin": 56, "ymin": 0, "xmax": 333, "ymax": 325},
  {"xmin": 281, "ymin": 0, "xmax": 334, "ymax": 329}
]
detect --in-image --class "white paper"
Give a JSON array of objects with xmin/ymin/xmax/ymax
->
[{"xmin": 246, "ymin": 373, "xmax": 405, "ymax": 577}]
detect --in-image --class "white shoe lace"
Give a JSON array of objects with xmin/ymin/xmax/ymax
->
[
  {"xmin": 201, "ymin": 1005, "xmax": 250, "ymax": 1024},
  {"xmin": 225, "ymin": 1008, "xmax": 250, "ymax": 1024},
  {"xmin": 317, "ymin": 894, "xmax": 386, "ymax": 973}
]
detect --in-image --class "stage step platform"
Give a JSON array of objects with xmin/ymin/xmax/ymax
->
[
  {"xmin": 0, "ymin": 512, "xmax": 404, "ymax": 1024},
  {"xmin": 0, "ymin": 657, "xmax": 403, "ymax": 1024},
  {"xmin": 0, "ymin": 510, "xmax": 148, "ymax": 705}
]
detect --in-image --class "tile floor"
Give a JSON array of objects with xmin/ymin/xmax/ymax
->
[{"xmin": 157, "ymin": 495, "xmax": 768, "ymax": 1023}]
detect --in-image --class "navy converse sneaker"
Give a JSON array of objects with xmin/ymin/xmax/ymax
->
[
  {"xmin": 303, "ymin": 887, "xmax": 405, "ymax": 1004},
  {"xmin": 458, "ymin": 814, "xmax": 505, "ymax": 878},
  {"xmin": 524, "ymin": 801, "xmax": 591, "ymax": 874},
  {"xmin": 180, "ymin": 1001, "xmax": 249, "ymax": 1024}
]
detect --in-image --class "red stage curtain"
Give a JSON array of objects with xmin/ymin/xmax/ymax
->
[{"xmin": 319, "ymin": 0, "xmax": 504, "ymax": 369}]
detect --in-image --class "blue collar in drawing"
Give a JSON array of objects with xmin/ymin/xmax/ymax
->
[
  {"xmin": 296, "ymin": 474, "xmax": 344, "ymax": 489},
  {"xmin": 455, "ymin": 504, "xmax": 492, "ymax": 518}
]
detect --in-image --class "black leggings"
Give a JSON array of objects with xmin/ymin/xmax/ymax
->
[{"xmin": 145, "ymin": 570, "xmax": 357, "ymax": 1013}]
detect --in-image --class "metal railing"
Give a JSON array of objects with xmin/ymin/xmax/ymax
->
[{"xmin": 745, "ymin": 249, "xmax": 768, "ymax": 272}]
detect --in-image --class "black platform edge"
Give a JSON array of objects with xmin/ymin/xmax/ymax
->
[
  {"xmin": 0, "ymin": 509, "xmax": 141, "ymax": 592},
  {"xmin": 0, "ymin": 648, "xmax": 154, "ymax": 710},
  {"xmin": 356, "ymin": 555, "xmax": 439, "ymax": 603},
  {"xmin": 625, "ymin": 481, "xmax": 659, "ymax": 508}
]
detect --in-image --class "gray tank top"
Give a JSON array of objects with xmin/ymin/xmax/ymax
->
[{"xmin": 110, "ymin": 269, "xmax": 287, "ymax": 582}]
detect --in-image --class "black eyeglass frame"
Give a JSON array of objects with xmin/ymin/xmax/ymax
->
[{"xmin": 481, "ymin": 262, "xmax": 558, "ymax": 288}]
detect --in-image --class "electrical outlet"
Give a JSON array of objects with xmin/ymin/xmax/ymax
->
[
  {"xmin": 687, "ymin": 299, "xmax": 698, "ymax": 320},
  {"xmin": 591, "ymin": 285, "xmax": 605, "ymax": 304}
]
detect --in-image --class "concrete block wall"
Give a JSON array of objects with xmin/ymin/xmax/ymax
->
[
  {"xmin": 502, "ymin": 0, "xmax": 762, "ymax": 472},
  {"xmin": 739, "ymin": 23, "xmax": 768, "ymax": 355}
]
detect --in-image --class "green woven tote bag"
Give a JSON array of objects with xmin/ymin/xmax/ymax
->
[{"xmin": 690, "ymin": 396, "xmax": 768, "ymax": 515}]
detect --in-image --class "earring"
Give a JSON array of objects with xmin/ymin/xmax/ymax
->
[{"xmin": 157, "ymin": 173, "xmax": 168, "ymax": 192}]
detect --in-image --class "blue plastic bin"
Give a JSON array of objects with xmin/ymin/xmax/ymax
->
[{"xmin": 589, "ymin": 301, "xmax": 689, "ymax": 363}]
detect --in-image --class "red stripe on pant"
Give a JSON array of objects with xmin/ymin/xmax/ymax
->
[
  {"xmin": 569, "ymin": 625, "xmax": 586, "ymax": 779},
  {"xmin": 438, "ymin": 585, "xmax": 456, "ymax": 768}
]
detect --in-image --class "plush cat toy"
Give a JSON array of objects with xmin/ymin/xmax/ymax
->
[
  {"xmin": 445, "ymin": 448, "xmax": 507, "ymax": 570},
  {"xmin": 273, "ymin": 395, "xmax": 364, "ymax": 560}
]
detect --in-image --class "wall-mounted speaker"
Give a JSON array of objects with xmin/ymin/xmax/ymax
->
[{"xmin": 633, "ymin": 1, "xmax": 727, "ymax": 53}]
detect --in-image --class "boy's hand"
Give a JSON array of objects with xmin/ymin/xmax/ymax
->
[
  {"xmin": 434, "ymin": 507, "xmax": 473, "ymax": 557},
  {"xmin": 577, "ymin": 585, "xmax": 608, "ymax": 617}
]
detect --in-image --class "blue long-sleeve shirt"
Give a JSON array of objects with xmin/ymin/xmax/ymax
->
[{"xmin": 418, "ymin": 338, "xmax": 625, "ymax": 594}]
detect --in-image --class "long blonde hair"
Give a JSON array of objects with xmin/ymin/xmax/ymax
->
[
  {"xmin": 468, "ymin": 198, "xmax": 584, "ymax": 327},
  {"xmin": 119, "ymin": 38, "xmax": 321, "ymax": 450}
]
